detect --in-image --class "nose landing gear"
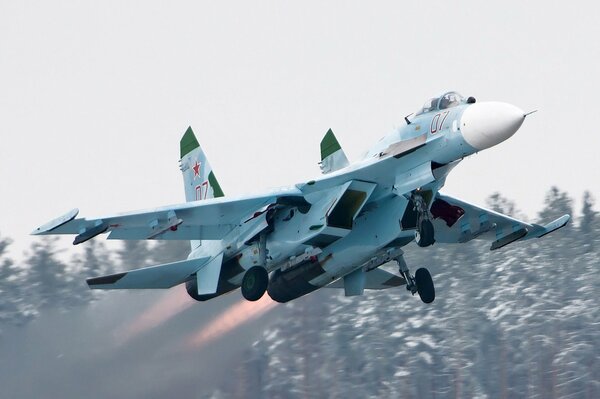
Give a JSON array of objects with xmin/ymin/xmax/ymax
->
[
  {"xmin": 396, "ymin": 252, "xmax": 435, "ymax": 304},
  {"xmin": 415, "ymin": 219, "xmax": 435, "ymax": 247},
  {"xmin": 412, "ymin": 193, "xmax": 435, "ymax": 247}
]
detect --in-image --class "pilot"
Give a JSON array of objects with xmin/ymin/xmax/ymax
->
[
  {"xmin": 427, "ymin": 98, "xmax": 438, "ymax": 112},
  {"xmin": 439, "ymin": 96, "xmax": 450, "ymax": 110}
]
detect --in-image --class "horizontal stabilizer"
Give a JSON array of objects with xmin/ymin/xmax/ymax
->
[{"xmin": 87, "ymin": 257, "xmax": 210, "ymax": 290}]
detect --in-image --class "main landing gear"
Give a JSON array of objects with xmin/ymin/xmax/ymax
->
[
  {"xmin": 241, "ymin": 266, "xmax": 269, "ymax": 301},
  {"xmin": 396, "ymin": 253, "xmax": 435, "ymax": 304},
  {"xmin": 242, "ymin": 231, "xmax": 269, "ymax": 301},
  {"xmin": 412, "ymin": 193, "xmax": 435, "ymax": 247}
]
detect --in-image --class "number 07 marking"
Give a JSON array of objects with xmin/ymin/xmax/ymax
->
[{"xmin": 431, "ymin": 111, "xmax": 450, "ymax": 134}]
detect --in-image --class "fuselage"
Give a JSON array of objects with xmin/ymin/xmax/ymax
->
[{"xmin": 187, "ymin": 92, "xmax": 526, "ymax": 302}]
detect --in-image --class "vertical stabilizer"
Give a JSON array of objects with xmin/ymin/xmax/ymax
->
[
  {"xmin": 319, "ymin": 129, "xmax": 349, "ymax": 174},
  {"xmin": 179, "ymin": 127, "xmax": 225, "ymax": 249},
  {"xmin": 179, "ymin": 126, "xmax": 225, "ymax": 202}
]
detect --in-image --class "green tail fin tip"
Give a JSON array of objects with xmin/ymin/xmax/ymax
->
[
  {"xmin": 208, "ymin": 171, "xmax": 225, "ymax": 198},
  {"xmin": 320, "ymin": 128, "xmax": 342, "ymax": 161},
  {"xmin": 180, "ymin": 126, "xmax": 200, "ymax": 158}
]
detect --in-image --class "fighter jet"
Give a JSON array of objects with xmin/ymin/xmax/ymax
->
[{"xmin": 32, "ymin": 92, "xmax": 569, "ymax": 304}]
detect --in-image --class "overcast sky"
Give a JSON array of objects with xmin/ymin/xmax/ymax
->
[{"xmin": 1, "ymin": 1, "xmax": 599, "ymax": 259}]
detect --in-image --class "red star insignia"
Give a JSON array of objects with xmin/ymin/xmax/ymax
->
[{"xmin": 192, "ymin": 161, "xmax": 201, "ymax": 177}]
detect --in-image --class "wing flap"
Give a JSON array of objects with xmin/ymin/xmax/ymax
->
[{"xmin": 490, "ymin": 228, "xmax": 528, "ymax": 251}]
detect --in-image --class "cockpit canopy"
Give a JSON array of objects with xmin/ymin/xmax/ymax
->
[{"xmin": 416, "ymin": 92, "xmax": 465, "ymax": 116}]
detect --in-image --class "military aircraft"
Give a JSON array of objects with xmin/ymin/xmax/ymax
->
[{"xmin": 32, "ymin": 92, "xmax": 569, "ymax": 304}]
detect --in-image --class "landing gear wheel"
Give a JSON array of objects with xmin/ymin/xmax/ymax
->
[
  {"xmin": 415, "ymin": 219, "xmax": 435, "ymax": 247},
  {"xmin": 241, "ymin": 266, "xmax": 269, "ymax": 301},
  {"xmin": 415, "ymin": 267, "xmax": 435, "ymax": 304}
]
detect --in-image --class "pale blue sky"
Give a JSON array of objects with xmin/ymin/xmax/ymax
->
[{"xmin": 1, "ymin": 1, "xmax": 598, "ymax": 258}]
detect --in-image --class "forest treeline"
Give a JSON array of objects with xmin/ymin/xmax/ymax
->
[
  {"xmin": 211, "ymin": 187, "xmax": 599, "ymax": 399},
  {"xmin": 0, "ymin": 236, "xmax": 190, "ymax": 329},
  {"xmin": 1, "ymin": 187, "xmax": 598, "ymax": 398}
]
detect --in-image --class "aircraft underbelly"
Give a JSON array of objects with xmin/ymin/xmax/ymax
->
[{"xmin": 309, "ymin": 194, "xmax": 409, "ymax": 286}]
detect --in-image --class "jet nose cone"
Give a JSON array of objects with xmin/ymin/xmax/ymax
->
[{"xmin": 460, "ymin": 102, "xmax": 525, "ymax": 150}]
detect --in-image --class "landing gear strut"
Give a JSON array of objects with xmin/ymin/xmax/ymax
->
[
  {"xmin": 412, "ymin": 192, "xmax": 435, "ymax": 247},
  {"xmin": 396, "ymin": 253, "xmax": 435, "ymax": 304},
  {"xmin": 242, "ymin": 232, "xmax": 269, "ymax": 301}
]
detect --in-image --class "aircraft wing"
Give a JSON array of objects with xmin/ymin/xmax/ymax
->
[
  {"xmin": 431, "ymin": 193, "xmax": 570, "ymax": 250},
  {"xmin": 32, "ymin": 188, "xmax": 306, "ymax": 244}
]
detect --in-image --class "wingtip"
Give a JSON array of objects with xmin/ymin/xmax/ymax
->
[
  {"xmin": 552, "ymin": 214, "xmax": 571, "ymax": 227},
  {"xmin": 533, "ymin": 214, "xmax": 571, "ymax": 239},
  {"xmin": 31, "ymin": 208, "xmax": 79, "ymax": 235}
]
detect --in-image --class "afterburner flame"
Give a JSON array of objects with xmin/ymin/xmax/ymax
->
[
  {"xmin": 186, "ymin": 294, "xmax": 277, "ymax": 350},
  {"xmin": 114, "ymin": 285, "xmax": 194, "ymax": 344}
]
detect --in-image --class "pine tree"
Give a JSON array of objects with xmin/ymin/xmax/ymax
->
[
  {"xmin": 486, "ymin": 192, "xmax": 526, "ymax": 220},
  {"xmin": 579, "ymin": 191, "xmax": 597, "ymax": 252},
  {"xmin": 538, "ymin": 186, "xmax": 573, "ymax": 223},
  {"xmin": 150, "ymin": 240, "xmax": 190, "ymax": 264},
  {"xmin": 0, "ymin": 233, "xmax": 33, "ymax": 328},
  {"xmin": 206, "ymin": 187, "xmax": 600, "ymax": 399},
  {"xmin": 117, "ymin": 240, "xmax": 152, "ymax": 269},
  {"xmin": 70, "ymin": 239, "xmax": 112, "ymax": 303},
  {"xmin": 24, "ymin": 236, "xmax": 75, "ymax": 310}
]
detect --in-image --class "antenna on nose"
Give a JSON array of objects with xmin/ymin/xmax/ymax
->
[
  {"xmin": 404, "ymin": 113, "xmax": 413, "ymax": 125},
  {"xmin": 524, "ymin": 110, "xmax": 538, "ymax": 118}
]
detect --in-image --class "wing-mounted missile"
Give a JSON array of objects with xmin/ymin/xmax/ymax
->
[
  {"xmin": 146, "ymin": 210, "xmax": 183, "ymax": 239},
  {"xmin": 73, "ymin": 221, "xmax": 109, "ymax": 245},
  {"xmin": 490, "ymin": 228, "xmax": 528, "ymax": 251},
  {"xmin": 490, "ymin": 214, "xmax": 570, "ymax": 251}
]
